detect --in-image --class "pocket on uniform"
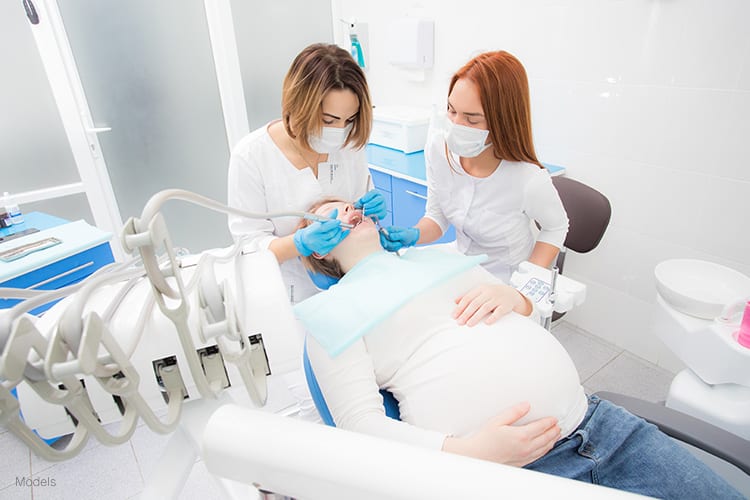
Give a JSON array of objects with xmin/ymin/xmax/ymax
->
[{"xmin": 468, "ymin": 208, "xmax": 528, "ymax": 249}]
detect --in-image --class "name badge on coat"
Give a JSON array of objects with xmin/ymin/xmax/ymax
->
[{"xmin": 317, "ymin": 162, "xmax": 339, "ymax": 189}]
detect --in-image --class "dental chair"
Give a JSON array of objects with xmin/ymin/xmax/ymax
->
[
  {"xmin": 0, "ymin": 188, "xmax": 677, "ymax": 499},
  {"xmin": 548, "ymin": 176, "xmax": 611, "ymax": 322},
  {"xmin": 302, "ymin": 177, "xmax": 749, "ymax": 495}
]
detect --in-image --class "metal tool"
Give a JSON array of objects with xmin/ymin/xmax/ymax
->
[
  {"xmin": 374, "ymin": 218, "xmax": 389, "ymax": 237},
  {"xmin": 543, "ymin": 266, "xmax": 559, "ymax": 330},
  {"xmin": 0, "ymin": 227, "xmax": 40, "ymax": 244},
  {"xmin": 360, "ymin": 173, "xmax": 389, "ymax": 237},
  {"xmin": 302, "ymin": 212, "xmax": 354, "ymax": 229}
]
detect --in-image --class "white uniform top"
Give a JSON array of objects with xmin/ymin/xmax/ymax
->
[
  {"xmin": 424, "ymin": 135, "xmax": 569, "ymax": 282},
  {"xmin": 227, "ymin": 122, "xmax": 370, "ymax": 303},
  {"xmin": 306, "ymin": 265, "xmax": 588, "ymax": 450}
]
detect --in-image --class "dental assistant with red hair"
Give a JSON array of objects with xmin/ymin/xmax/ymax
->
[{"xmin": 381, "ymin": 50, "xmax": 568, "ymax": 325}]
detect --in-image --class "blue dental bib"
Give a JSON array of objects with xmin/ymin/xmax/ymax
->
[{"xmin": 294, "ymin": 248, "xmax": 486, "ymax": 357}]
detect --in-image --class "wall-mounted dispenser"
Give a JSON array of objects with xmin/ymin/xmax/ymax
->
[
  {"xmin": 387, "ymin": 18, "xmax": 434, "ymax": 69},
  {"xmin": 341, "ymin": 18, "xmax": 368, "ymax": 70}
]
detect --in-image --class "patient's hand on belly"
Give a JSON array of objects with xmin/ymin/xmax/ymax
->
[
  {"xmin": 441, "ymin": 401, "xmax": 560, "ymax": 467},
  {"xmin": 453, "ymin": 283, "xmax": 533, "ymax": 325}
]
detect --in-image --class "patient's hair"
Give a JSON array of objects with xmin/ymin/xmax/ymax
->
[{"xmin": 298, "ymin": 197, "xmax": 346, "ymax": 280}]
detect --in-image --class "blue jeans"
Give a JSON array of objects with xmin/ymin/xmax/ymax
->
[{"xmin": 524, "ymin": 395, "xmax": 743, "ymax": 499}]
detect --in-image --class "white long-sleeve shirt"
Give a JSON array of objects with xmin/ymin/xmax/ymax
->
[
  {"xmin": 305, "ymin": 263, "xmax": 588, "ymax": 451},
  {"xmin": 227, "ymin": 122, "xmax": 370, "ymax": 303},
  {"xmin": 424, "ymin": 135, "xmax": 569, "ymax": 282}
]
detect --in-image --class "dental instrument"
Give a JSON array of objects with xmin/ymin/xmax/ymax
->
[
  {"xmin": 125, "ymin": 188, "xmax": 355, "ymax": 231},
  {"xmin": 361, "ymin": 173, "xmax": 389, "ymax": 237},
  {"xmin": 362, "ymin": 202, "xmax": 388, "ymax": 236},
  {"xmin": 374, "ymin": 218, "xmax": 389, "ymax": 237},
  {"xmin": 302, "ymin": 212, "xmax": 354, "ymax": 229}
]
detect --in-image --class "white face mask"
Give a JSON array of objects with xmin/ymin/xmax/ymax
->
[
  {"xmin": 309, "ymin": 123, "xmax": 353, "ymax": 154},
  {"xmin": 443, "ymin": 118, "xmax": 491, "ymax": 158}
]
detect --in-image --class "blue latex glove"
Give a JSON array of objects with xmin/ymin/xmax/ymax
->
[
  {"xmin": 354, "ymin": 190, "xmax": 387, "ymax": 221},
  {"xmin": 293, "ymin": 209, "xmax": 350, "ymax": 256},
  {"xmin": 379, "ymin": 226, "xmax": 420, "ymax": 252}
]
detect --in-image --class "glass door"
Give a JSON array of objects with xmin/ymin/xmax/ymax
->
[
  {"xmin": 56, "ymin": 0, "xmax": 231, "ymax": 253},
  {"xmin": 12, "ymin": 0, "xmax": 335, "ymax": 255},
  {"xmin": 1, "ymin": 1, "xmax": 97, "ymax": 230}
]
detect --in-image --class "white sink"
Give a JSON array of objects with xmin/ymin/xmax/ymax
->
[{"xmin": 655, "ymin": 259, "xmax": 750, "ymax": 319}]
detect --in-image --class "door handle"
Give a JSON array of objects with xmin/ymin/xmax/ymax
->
[
  {"xmin": 23, "ymin": 0, "xmax": 39, "ymax": 25},
  {"xmin": 84, "ymin": 126, "xmax": 112, "ymax": 158},
  {"xmin": 404, "ymin": 190, "xmax": 427, "ymax": 201}
]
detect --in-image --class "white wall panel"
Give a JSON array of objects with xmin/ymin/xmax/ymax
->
[{"xmin": 334, "ymin": 0, "xmax": 750, "ymax": 367}]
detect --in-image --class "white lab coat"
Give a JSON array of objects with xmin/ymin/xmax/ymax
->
[
  {"xmin": 424, "ymin": 134, "xmax": 569, "ymax": 283},
  {"xmin": 227, "ymin": 122, "xmax": 370, "ymax": 303}
]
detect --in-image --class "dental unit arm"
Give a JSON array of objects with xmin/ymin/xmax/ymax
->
[
  {"xmin": 510, "ymin": 260, "xmax": 587, "ymax": 329},
  {"xmin": 0, "ymin": 189, "xmax": 638, "ymax": 499},
  {"xmin": 0, "ymin": 189, "xmax": 305, "ymax": 461}
]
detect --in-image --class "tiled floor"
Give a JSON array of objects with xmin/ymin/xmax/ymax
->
[{"xmin": 0, "ymin": 320, "xmax": 677, "ymax": 500}]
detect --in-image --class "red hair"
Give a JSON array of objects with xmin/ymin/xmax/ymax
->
[{"xmin": 448, "ymin": 51, "xmax": 542, "ymax": 168}]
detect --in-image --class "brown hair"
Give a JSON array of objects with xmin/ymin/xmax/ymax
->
[
  {"xmin": 297, "ymin": 197, "xmax": 346, "ymax": 280},
  {"xmin": 282, "ymin": 43, "xmax": 373, "ymax": 151},
  {"xmin": 447, "ymin": 50, "xmax": 543, "ymax": 169}
]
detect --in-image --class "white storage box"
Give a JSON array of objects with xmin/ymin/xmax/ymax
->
[{"xmin": 370, "ymin": 106, "xmax": 431, "ymax": 153}]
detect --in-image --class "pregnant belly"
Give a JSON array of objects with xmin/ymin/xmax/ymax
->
[{"xmin": 392, "ymin": 314, "xmax": 585, "ymax": 438}]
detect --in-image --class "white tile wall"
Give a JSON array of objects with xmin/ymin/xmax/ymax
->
[{"xmin": 335, "ymin": 0, "xmax": 750, "ymax": 367}]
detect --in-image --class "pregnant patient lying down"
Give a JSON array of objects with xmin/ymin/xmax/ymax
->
[{"xmin": 294, "ymin": 197, "xmax": 742, "ymax": 500}]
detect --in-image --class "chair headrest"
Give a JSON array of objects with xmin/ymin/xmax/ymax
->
[
  {"xmin": 307, "ymin": 269, "xmax": 340, "ymax": 290},
  {"xmin": 551, "ymin": 176, "xmax": 611, "ymax": 254}
]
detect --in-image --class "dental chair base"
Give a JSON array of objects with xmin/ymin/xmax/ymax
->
[
  {"xmin": 652, "ymin": 293, "xmax": 750, "ymax": 440},
  {"xmin": 654, "ymin": 295, "xmax": 750, "ymax": 388},
  {"xmin": 140, "ymin": 393, "xmax": 260, "ymax": 500},
  {"xmin": 646, "ymin": 285, "xmax": 750, "ymax": 496},
  {"xmin": 665, "ymin": 369, "xmax": 750, "ymax": 441}
]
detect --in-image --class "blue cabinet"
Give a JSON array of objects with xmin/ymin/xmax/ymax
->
[
  {"xmin": 390, "ymin": 177, "xmax": 456, "ymax": 244},
  {"xmin": 0, "ymin": 213, "xmax": 115, "ymax": 315},
  {"xmin": 367, "ymin": 143, "xmax": 456, "ymax": 246}
]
